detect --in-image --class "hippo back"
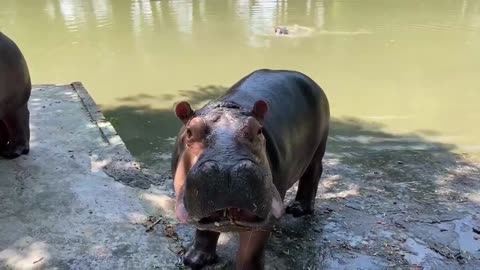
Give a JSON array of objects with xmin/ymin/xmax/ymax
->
[
  {"xmin": 0, "ymin": 32, "xmax": 32, "ymax": 117},
  {"xmin": 220, "ymin": 69, "xmax": 330, "ymax": 196}
]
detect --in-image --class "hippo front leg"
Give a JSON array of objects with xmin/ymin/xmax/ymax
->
[
  {"xmin": 1, "ymin": 103, "xmax": 30, "ymax": 159},
  {"xmin": 236, "ymin": 230, "xmax": 270, "ymax": 270},
  {"xmin": 184, "ymin": 229, "xmax": 220, "ymax": 269}
]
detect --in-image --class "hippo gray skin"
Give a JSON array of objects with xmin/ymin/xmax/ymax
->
[
  {"xmin": 0, "ymin": 32, "xmax": 31, "ymax": 159},
  {"xmin": 171, "ymin": 69, "xmax": 330, "ymax": 269}
]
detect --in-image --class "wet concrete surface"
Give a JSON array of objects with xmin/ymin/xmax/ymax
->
[
  {"xmin": 1, "ymin": 84, "xmax": 479, "ymax": 270},
  {"xmin": 0, "ymin": 84, "xmax": 179, "ymax": 269}
]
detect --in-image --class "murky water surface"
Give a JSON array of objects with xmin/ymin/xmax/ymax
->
[{"xmin": 1, "ymin": 0, "xmax": 480, "ymax": 166}]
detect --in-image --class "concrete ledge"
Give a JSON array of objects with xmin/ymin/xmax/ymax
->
[
  {"xmin": 0, "ymin": 84, "xmax": 179, "ymax": 269},
  {"xmin": 69, "ymin": 82, "xmax": 168, "ymax": 189},
  {"xmin": 71, "ymin": 82, "xmax": 124, "ymax": 147}
]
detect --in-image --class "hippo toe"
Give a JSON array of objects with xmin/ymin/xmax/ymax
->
[{"xmin": 183, "ymin": 247, "xmax": 218, "ymax": 269}]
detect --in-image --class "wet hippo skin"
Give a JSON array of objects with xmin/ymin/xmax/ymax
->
[
  {"xmin": 171, "ymin": 69, "xmax": 330, "ymax": 269},
  {"xmin": 0, "ymin": 32, "xmax": 32, "ymax": 159}
]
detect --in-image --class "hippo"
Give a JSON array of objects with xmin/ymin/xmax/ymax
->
[
  {"xmin": 274, "ymin": 26, "xmax": 289, "ymax": 35},
  {"xmin": 171, "ymin": 69, "xmax": 330, "ymax": 269},
  {"xmin": 0, "ymin": 32, "xmax": 31, "ymax": 159}
]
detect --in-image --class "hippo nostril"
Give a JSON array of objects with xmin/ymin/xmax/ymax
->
[
  {"xmin": 230, "ymin": 160, "xmax": 264, "ymax": 189},
  {"xmin": 230, "ymin": 160, "xmax": 262, "ymax": 181},
  {"xmin": 239, "ymin": 160, "xmax": 255, "ymax": 169},
  {"xmin": 200, "ymin": 161, "xmax": 219, "ymax": 173},
  {"xmin": 190, "ymin": 161, "xmax": 220, "ymax": 179}
]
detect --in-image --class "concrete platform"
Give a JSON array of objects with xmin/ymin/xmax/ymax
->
[
  {"xmin": 1, "ymin": 83, "xmax": 480, "ymax": 270},
  {"xmin": 0, "ymin": 84, "xmax": 179, "ymax": 269}
]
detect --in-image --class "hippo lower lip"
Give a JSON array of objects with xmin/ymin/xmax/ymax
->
[
  {"xmin": 198, "ymin": 208, "xmax": 264, "ymax": 225},
  {"xmin": 190, "ymin": 208, "xmax": 278, "ymax": 232}
]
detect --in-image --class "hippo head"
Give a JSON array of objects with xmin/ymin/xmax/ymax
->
[
  {"xmin": 274, "ymin": 26, "xmax": 289, "ymax": 35},
  {"xmin": 173, "ymin": 100, "xmax": 284, "ymax": 232}
]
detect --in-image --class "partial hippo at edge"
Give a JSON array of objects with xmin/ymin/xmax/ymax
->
[
  {"xmin": 171, "ymin": 69, "xmax": 330, "ymax": 269},
  {"xmin": 0, "ymin": 32, "xmax": 31, "ymax": 159}
]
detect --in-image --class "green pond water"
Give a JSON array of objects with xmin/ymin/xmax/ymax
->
[{"xmin": 1, "ymin": 0, "xmax": 480, "ymax": 167}]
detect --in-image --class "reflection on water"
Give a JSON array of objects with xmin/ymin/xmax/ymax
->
[
  {"xmin": 59, "ymin": 0, "xmax": 86, "ymax": 31},
  {"xmin": 131, "ymin": 0, "xmax": 154, "ymax": 34},
  {"xmin": 1, "ymin": 0, "xmax": 480, "ymax": 165},
  {"xmin": 92, "ymin": 0, "xmax": 113, "ymax": 27}
]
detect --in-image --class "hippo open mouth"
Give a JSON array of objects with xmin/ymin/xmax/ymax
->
[
  {"xmin": 194, "ymin": 207, "xmax": 272, "ymax": 232},
  {"xmin": 199, "ymin": 208, "xmax": 264, "ymax": 224}
]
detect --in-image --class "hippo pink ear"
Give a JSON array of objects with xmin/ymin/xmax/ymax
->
[
  {"xmin": 175, "ymin": 101, "xmax": 194, "ymax": 124},
  {"xmin": 252, "ymin": 100, "xmax": 268, "ymax": 120}
]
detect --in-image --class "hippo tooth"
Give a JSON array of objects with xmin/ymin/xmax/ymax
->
[
  {"xmin": 214, "ymin": 222, "xmax": 220, "ymax": 227},
  {"xmin": 192, "ymin": 217, "xmax": 200, "ymax": 222}
]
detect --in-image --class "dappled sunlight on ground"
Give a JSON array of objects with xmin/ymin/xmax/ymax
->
[
  {"xmin": 322, "ymin": 183, "xmax": 360, "ymax": 199},
  {"xmin": 126, "ymin": 212, "xmax": 149, "ymax": 225},
  {"xmin": 0, "ymin": 238, "xmax": 49, "ymax": 269},
  {"xmin": 141, "ymin": 192, "xmax": 176, "ymax": 218},
  {"xmin": 90, "ymin": 154, "xmax": 111, "ymax": 173},
  {"xmin": 87, "ymin": 245, "xmax": 113, "ymax": 260},
  {"xmin": 469, "ymin": 194, "xmax": 480, "ymax": 204}
]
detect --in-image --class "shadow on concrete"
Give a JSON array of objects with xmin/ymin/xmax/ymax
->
[{"xmin": 101, "ymin": 86, "xmax": 480, "ymax": 269}]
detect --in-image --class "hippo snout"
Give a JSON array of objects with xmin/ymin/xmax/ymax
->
[
  {"xmin": 192, "ymin": 161, "xmax": 221, "ymax": 180},
  {"xmin": 184, "ymin": 159, "xmax": 272, "ymax": 226},
  {"xmin": 229, "ymin": 160, "xmax": 270, "ymax": 213},
  {"xmin": 230, "ymin": 160, "xmax": 264, "ymax": 186}
]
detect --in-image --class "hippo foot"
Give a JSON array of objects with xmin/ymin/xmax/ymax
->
[
  {"xmin": 286, "ymin": 201, "xmax": 313, "ymax": 217},
  {"xmin": 183, "ymin": 246, "xmax": 218, "ymax": 269},
  {"xmin": 0, "ymin": 144, "xmax": 29, "ymax": 159}
]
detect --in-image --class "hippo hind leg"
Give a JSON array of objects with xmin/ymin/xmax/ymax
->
[
  {"xmin": 286, "ymin": 134, "xmax": 328, "ymax": 217},
  {"xmin": 0, "ymin": 103, "xmax": 30, "ymax": 159},
  {"xmin": 183, "ymin": 229, "xmax": 220, "ymax": 269}
]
